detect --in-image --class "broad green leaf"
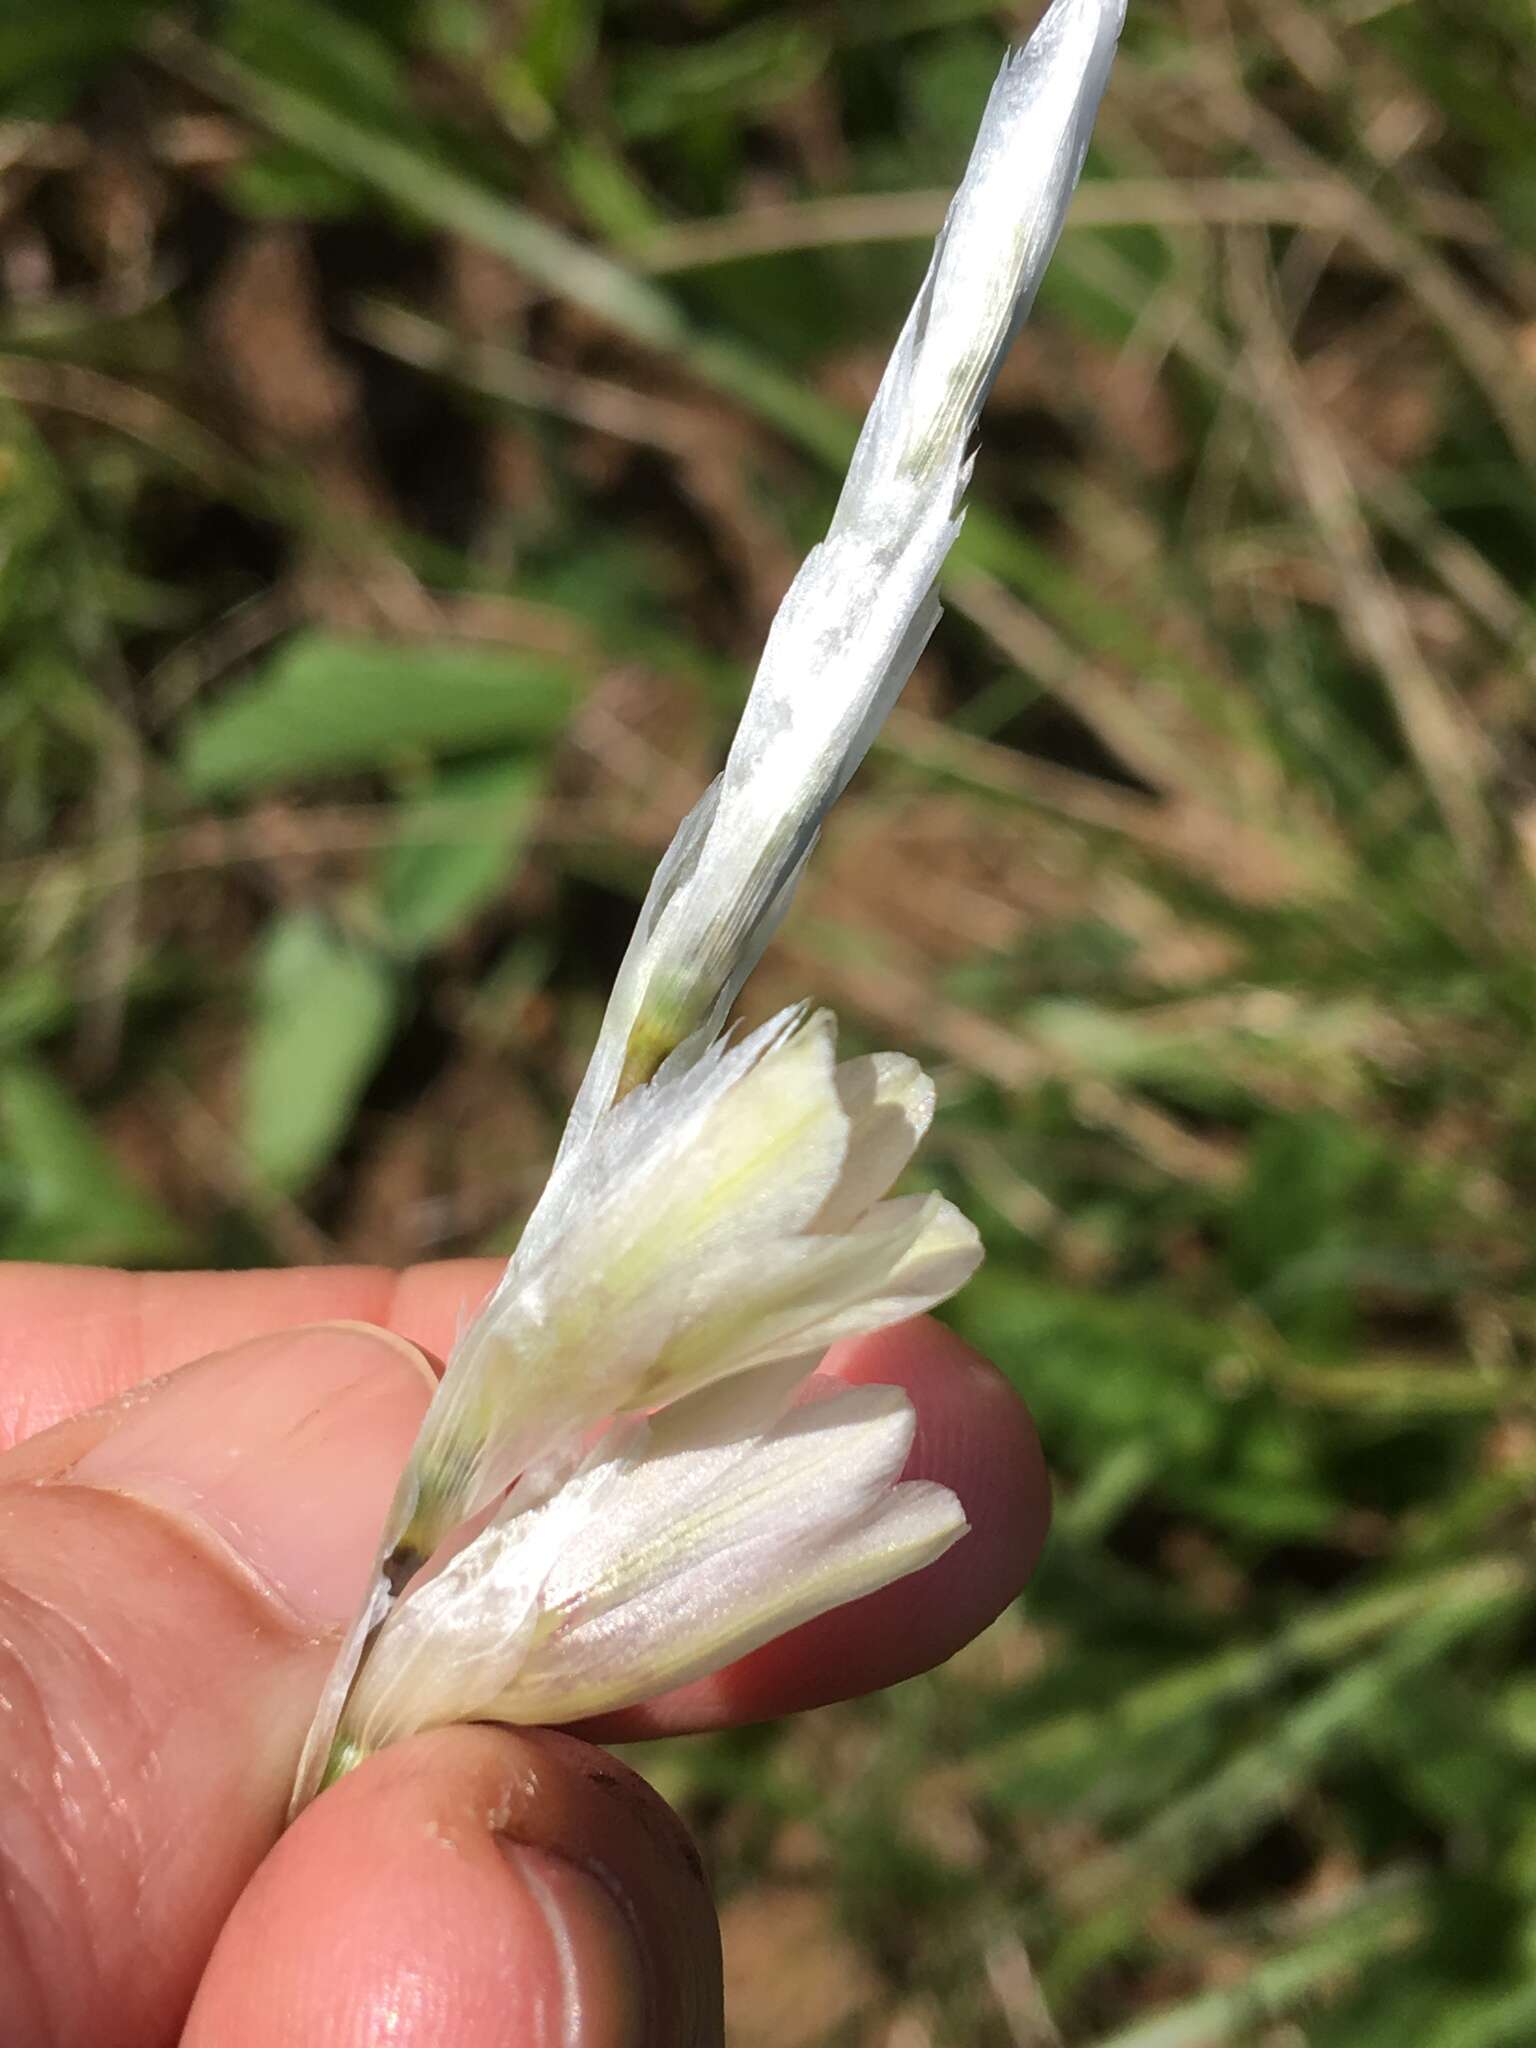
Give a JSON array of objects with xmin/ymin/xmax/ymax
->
[
  {"xmin": 0, "ymin": 1062, "xmax": 184, "ymax": 1263},
  {"xmin": 242, "ymin": 911, "xmax": 398, "ymax": 1192},
  {"xmin": 178, "ymin": 633, "xmax": 574, "ymax": 794},
  {"xmin": 377, "ymin": 755, "xmax": 544, "ymax": 956}
]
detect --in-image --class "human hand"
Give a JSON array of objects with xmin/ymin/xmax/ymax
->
[{"xmin": 0, "ymin": 1261, "xmax": 1047, "ymax": 2047}]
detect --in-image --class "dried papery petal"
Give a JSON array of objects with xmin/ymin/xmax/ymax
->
[
  {"xmin": 338, "ymin": 1380, "xmax": 964, "ymax": 1754},
  {"xmin": 644, "ymin": 1192, "xmax": 979, "ymax": 1397},
  {"xmin": 818, "ymin": 1053, "xmax": 936, "ymax": 1232},
  {"xmin": 399, "ymin": 1007, "xmax": 846, "ymax": 1549},
  {"xmin": 497, "ymin": 1384, "xmax": 964, "ymax": 1727},
  {"xmin": 386, "ymin": 1010, "xmax": 978, "ymax": 1580}
]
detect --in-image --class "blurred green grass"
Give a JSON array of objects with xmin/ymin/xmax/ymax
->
[{"xmin": 5, "ymin": 0, "xmax": 1536, "ymax": 2040}]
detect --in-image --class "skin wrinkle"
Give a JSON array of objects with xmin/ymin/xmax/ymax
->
[
  {"xmin": 6, "ymin": 1318, "xmax": 148, "ymax": 1452},
  {"xmin": 0, "ymin": 1821, "xmax": 59, "ymax": 2045},
  {"xmin": 0, "ymin": 1264, "xmax": 503, "ymax": 1459},
  {"xmin": 354, "ymin": 1960, "xmax": 446, "ymax": 2044},
  {"xmin": 0, "ymin": 1591, "xmax": 123, "ymax": 2041},
  {"xmin": 5, "ymin": 1376, "xmax": 34, "ymax": 1449},
  {"xmin": 0, "ymin": 1562, "xmax": 157, "ymax": 1850},
  {"xmin": 0, "ymin": 1475, "xmax": 319, "ymax": 2047},
  {"xmin": 59, "ymin": 1712, "xmax": 151, "ymax": 1966},
  {"xmin": 125, "ymin": 1272, "xmax": 156, "ymax": 1422},
  {"xmin": 5, "ymin": 1278, "xmax": 165, "ymax": 1442},
  {"xmin": 0, "ymin": 1655, "xmax": 73, "ymax": 2044},
  {"xmin": 50, "ymin": 1472, "xmax": 332, "ymax": 1648}
]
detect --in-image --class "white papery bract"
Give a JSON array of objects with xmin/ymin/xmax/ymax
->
[
  {"xmin": 340, "ymin": 1378, "xmax": 965, "ymax": 1754},
  {"xmin": 291, "ymin": 1005, "xmax": 977, "ymax": 1811},
  {"xmin": 396, "ymin": 1006, "xmax": 977, "ymax": 1562},
  {"xmin": 292, "ymin": 0, "xmax": 1125, "ymax": 1816},
  {"xmin": 561, "ymin": 0, "xmax": 1128, "ymax": 1148}
]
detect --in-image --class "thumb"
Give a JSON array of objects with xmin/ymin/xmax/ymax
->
[
  {"xmin": 185, "ymin": 1725, "xmax": 723, "ymax": 2048},
  {"xmin": 0, "ymin": 1322, "xmax": 430, "ymax": 2045}
]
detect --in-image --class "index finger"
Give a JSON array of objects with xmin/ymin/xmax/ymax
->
[{"xmin": 0, "ymin": 1261, "xmax": 500, "ymax": 1447}]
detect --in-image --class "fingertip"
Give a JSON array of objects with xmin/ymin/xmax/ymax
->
[
  {"xmin": 823, "ymin": 1313, "xmax": 1051, "ymax": 1597},
  {"xmin": 807, "ymin": 1314, "xmax": 1051, "ymax": 1675},
  {"xmin": 184, "ymin": 1727, "xmax": 722, "ymax": 2048},
  {"xmin": 385, "ymin": 1259, "xmax": 500, "ymax": 1365}
]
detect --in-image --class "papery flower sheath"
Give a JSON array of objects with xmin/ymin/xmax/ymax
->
[
  {"xmin": 333, "ymin": 1377, "xmax": 963, "ymax": 1770},
  {"xmin": 292, "ymin": 0, "xmax": 1125, "ymax": 1816},
  {"xmin": 394, "ymin": 1006, "xmax": 975, "ymax": 1570}
]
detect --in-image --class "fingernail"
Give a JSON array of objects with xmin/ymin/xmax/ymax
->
[
  {"xmin": 494, "ymin": 1733, "xmax": 723, "ymax": 2047},
  {"xmin": 70, "ymin": 1323, "xmax": 433, "ymax": 1629},
  {"xmin": 496, "ymin": 1841, "xmax": 646, "ymax": 2048}
]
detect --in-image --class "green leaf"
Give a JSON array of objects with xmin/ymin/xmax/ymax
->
[
  {"xmin": 377, "ymin": 755, "xmax": 544, "ymax": 955},
  {"xmin": 953, "ymin": 1268, "xmax": 1379, "ymax": 1539},
  {"xmin": 0, "ymin": 1062, "xmax": 185, "ymax": 1263},
  {"xmin": 612, "ymin": 18, "xmax": 824, "ymax": 139},
  {"xmin": 242, "ymin": 911, "xmax": 398, "ymax": 1192},
  {"xmin": 225, "ymin": 143, "xmax": 368, "ymax": 220},
  {"xmin": 520, "ymin": 0, "xmax": 597, "ymax": 102},
  {"xmin": 0, "ymin": 3, "xmax": 150, "ymax": 109},
  {"xmin": 177, "ymin": 633, "xmax": 575, "ymax": 795},
  {"xmin": 223, "ymin": 0, "xmax": 416, "ymax": 134},
  {"xmin": 0, "ymin": 964, "xmax": 72, "ymax": 1054}
]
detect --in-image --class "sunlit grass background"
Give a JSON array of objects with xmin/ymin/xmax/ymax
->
[{"xmin": 5, "ymin": 1, "xmax": 1536, "ymax": 2040}]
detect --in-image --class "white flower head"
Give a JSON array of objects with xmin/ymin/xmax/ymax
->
[
  {"xmin": 395, "ymin": 1006, "xmax": 975, "ymax": 1564},
  {"xmin": 292, "ymin": 0, "xmax": 1124, "ymax": 1815},
  {"xmin": 335, "ymin": 1378, "xmax": 963, "ymax": 1765}
]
